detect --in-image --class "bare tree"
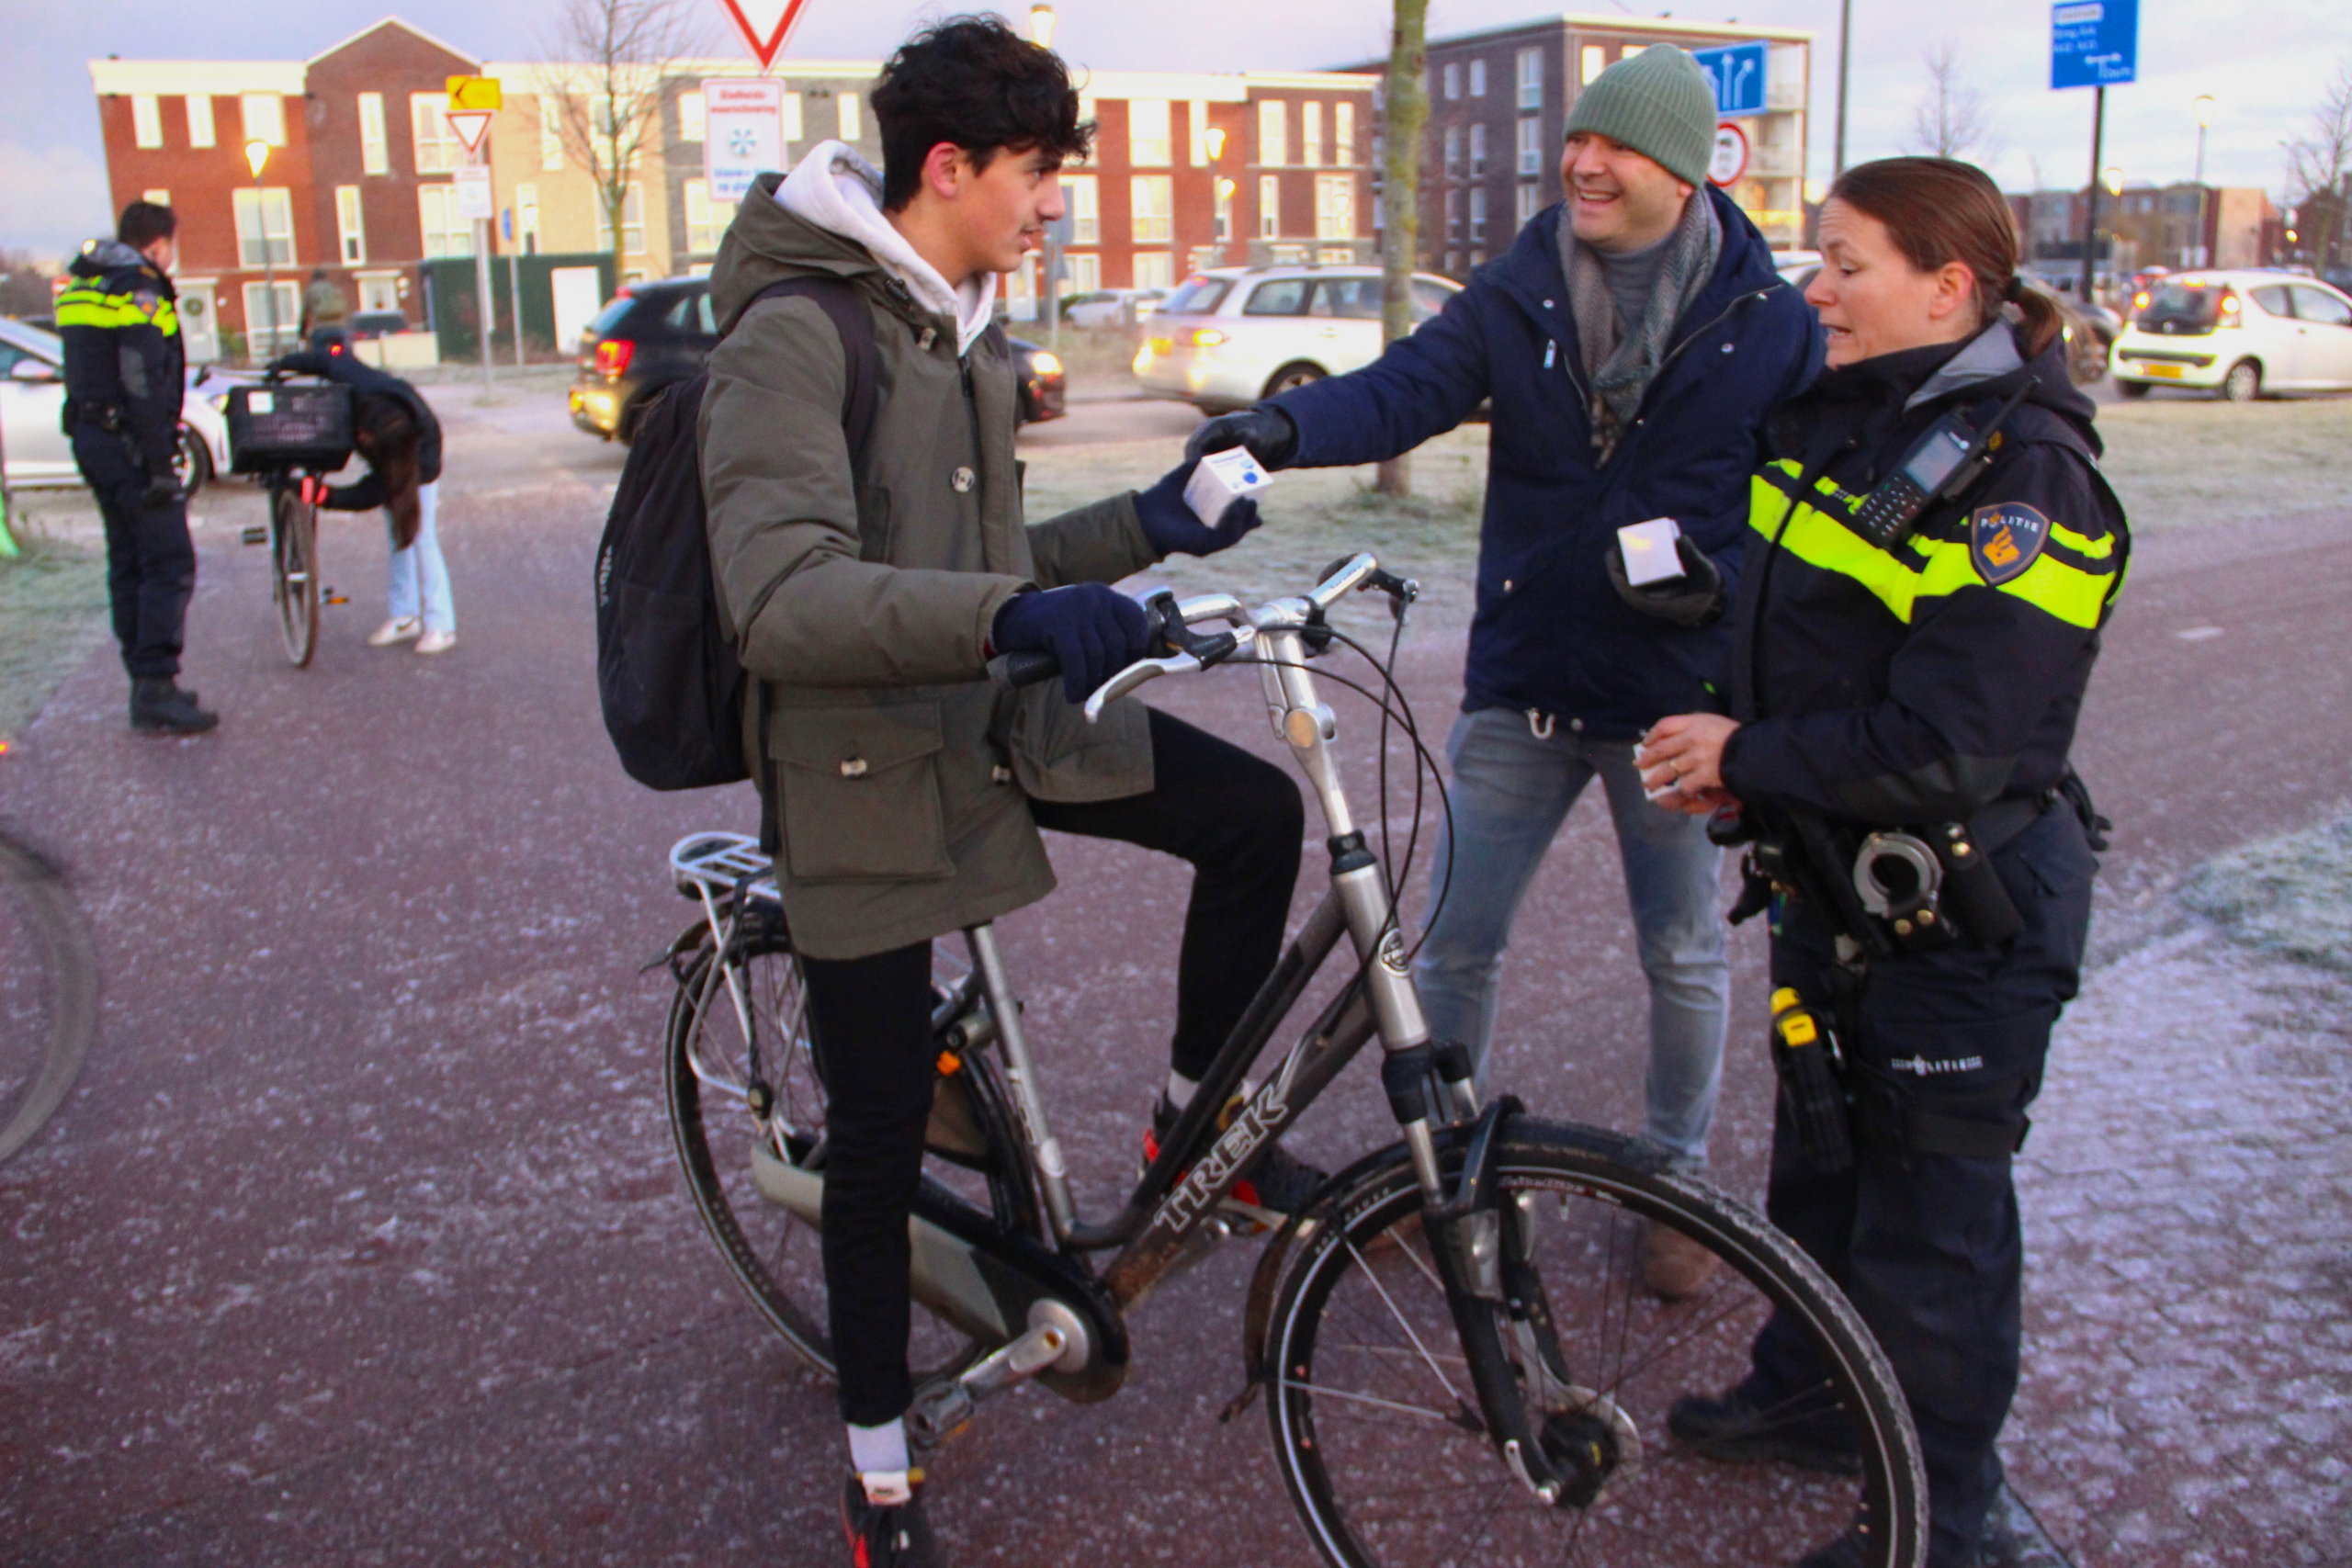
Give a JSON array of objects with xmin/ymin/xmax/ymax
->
[
  {"xmin": 2285, "ymin": 58, "xmax": 2352, "ymax": 276},
  {"xmin": 1905, "ymin": 43, "xmax": 1995, "ymax": 163},
  {"xmin": 536, "ymin": 0, "xmax": 707, "ymax": 282},
  {"xmin": 1374, "ymin": 0, "xmax": 1429, "ymax": 498}
]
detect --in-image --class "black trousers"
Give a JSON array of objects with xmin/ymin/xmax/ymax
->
[
  {"xmin": 799, "ymin": 706, "xmax": 1305, "ymax": 1426},
  {"xmin": 1740, "ymin": 807, "xmax": 2097, "ymax": 1568},
  {"xmin": 73, "ymin": 429, "xmax": 194, "ymax": 682}
]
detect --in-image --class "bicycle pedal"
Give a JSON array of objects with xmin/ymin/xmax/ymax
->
[
  {"xmin": 323, "ymin": 591, "xmax": 347, "ymax": 605},
  {"xmin": 240, "ymin": 525, "xmax": 266, "ymax": 546}
]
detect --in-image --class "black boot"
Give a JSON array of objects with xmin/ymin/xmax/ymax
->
[{"xmin": 130, "ymin": 678, "xmax": 220, "ymax": 736}]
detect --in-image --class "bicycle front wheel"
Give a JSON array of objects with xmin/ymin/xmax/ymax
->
[
  {"xmin": 272, "ymin": 486, "xmax": 319, "ymax": 668},
  {"xmin": 1267, "ymin": 1123, "xmax": 1926, "ymax": 1568},
  {"xmin": 0, "ymin": 833, "xmax": 98, "ymax": 1164}
]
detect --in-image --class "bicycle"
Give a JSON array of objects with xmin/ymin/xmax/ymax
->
[
  {"xmin": 243, "ymin": 468, "xmax": 322, "ymax": 668},
  {"xmin": 658, "ymin": 555, "xmax": 1928, "ymax": 1568},
  {"xmin": 228, "ymin": 373, "xmax": 351, "ymax": 670},
  {"xmin": 0, "ymin": 750, "xmax": 99, "ymax": 1164}
]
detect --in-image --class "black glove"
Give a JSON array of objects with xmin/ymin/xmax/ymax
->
[
  {"xmin": 1183, "ymin": 405, "xmax": 1299, "ymax": 469},
  {"xmin": 139, "ymin": 472, "xmax": 181, "ymax": 511},
  {"xmin": 1132, "ymin": 457, "xmax": 1264, "ymax": 558},
  {"xmin": 990, "ymin": 584, "xmax": 1154, "ymax": 705},
  {"xmin": 1604, "ymin": 536, "xmax": 1726, "ymax": 627}
]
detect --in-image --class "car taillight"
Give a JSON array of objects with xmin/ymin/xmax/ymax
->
[
  {"xmin": 1191, "ymin": 329, "xmax": 1227, "ymax": 347},
  {"xmin": 1148, "ymin": 337, "xmax": 1174, "ymax": 355},
  {"xmin": 594, "ymin": 339, "xmax": 634, "ymax": 379},
  {"xmin": 2219, "ymin": 290, "xmax": 2241, "ymax": 325}
]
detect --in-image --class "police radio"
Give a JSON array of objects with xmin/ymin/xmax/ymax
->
[{"xmin": 1849, "ymin": 378, "xmax": 2039, "ymax": 552}]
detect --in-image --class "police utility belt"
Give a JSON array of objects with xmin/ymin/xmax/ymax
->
[{"xmin": 62, "ymin": 397, "xmax": 130, "ymax": 436}]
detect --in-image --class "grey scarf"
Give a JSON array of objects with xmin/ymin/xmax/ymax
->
[{"xmin": 1562, "ymin": 191, "xmax": 1721, "ymax": 464}]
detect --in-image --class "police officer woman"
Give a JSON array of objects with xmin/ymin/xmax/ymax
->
[{"xmin": 1633, "ymin": 157, "xmax": 2126, "ymax": 1568}]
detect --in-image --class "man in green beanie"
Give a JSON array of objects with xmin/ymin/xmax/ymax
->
[{"xmin": 1190, "ymin": 40, "xmax": 1823, "ymax": 1285}]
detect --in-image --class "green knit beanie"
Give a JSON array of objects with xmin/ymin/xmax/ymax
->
[{"xmin": 1562, "ymin": 44, "xmax": 1717, "ymax": 189}]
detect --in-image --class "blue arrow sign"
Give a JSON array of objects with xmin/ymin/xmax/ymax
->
[
  {"xmin": 1690, "ymin": 41, "xmax": 1769, "ymax": 118},
  {"xmin": 2052, "ymin": 0, "xmax": 2137, "ymax": 89}
]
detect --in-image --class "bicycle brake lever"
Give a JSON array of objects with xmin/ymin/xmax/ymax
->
[{"xmin": 1082, "ymin": 653, "xmax": 1198, "ymax": 724}]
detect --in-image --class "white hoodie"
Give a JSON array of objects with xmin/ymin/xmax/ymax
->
[{"xmin": 775, "ymin": 140, "xmax": 999, "ymax": 357}]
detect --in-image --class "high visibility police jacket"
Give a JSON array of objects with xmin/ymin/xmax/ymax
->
[
  {"xmin": 56, "ymin": 240, "xmax": 185, "ymax": 479},
  {"xmin": 1719, "ymin": 321, "xmax": 2127, "ymax": 827}
]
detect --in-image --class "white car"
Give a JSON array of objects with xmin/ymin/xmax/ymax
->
[
  {"xmin": 2111, "ymin": 270, "xmax": 2352, "ymax": 400},
  {"xmin": 0, "ymin": 316, "xmax": 239, "ymax": 496},
  {"xmin": 1773, "ymin": 249, "xmax": 1822, "ymax": 288},
  {"xmin": 1132, "ymin": 266, "xmax": 1463, "ymax": 412},
  {"xmin": 1060, "ymin": 288, "xmax": 1167, "ymax": 328}
]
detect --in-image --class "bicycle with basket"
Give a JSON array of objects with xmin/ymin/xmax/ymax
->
[{"xmin": 223, "ymin": 375, "xmax": 354, "ymax": 668}]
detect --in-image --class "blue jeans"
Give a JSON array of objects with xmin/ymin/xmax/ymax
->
[
  {"xmin": 1411, "ymin": 705, "xmax": 1730, "ymax": 1169},
  {"xmin": 387, "ymin": 479, "xmax": 454, "ymax": 634}
]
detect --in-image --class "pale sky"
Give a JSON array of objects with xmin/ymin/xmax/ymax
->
[{"xmin": 4, "ymin": 0, "xmax": 2347, "ymax": 258}]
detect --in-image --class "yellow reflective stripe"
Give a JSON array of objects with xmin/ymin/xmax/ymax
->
[
  {"xmin": 2049, "ymin": 519, "xmax": 2112, "ymax": 559},
  {"xmin": 1984, "ymin": 550, "xmax": 2114, "ymax": 630},
  {"xmin": 51, "ymin": 287, "xmax": 175, "ymax": 333},
  {"xmin": 1749, "ymin": 472, "xmax": 1928, "ymax": 623}
]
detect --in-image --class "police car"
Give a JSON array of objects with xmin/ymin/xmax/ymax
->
[{"xmin": 2111, "ymin": 270, "xmax": 2352, "ymax": 401}]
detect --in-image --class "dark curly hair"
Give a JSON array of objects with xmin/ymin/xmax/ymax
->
[{"xmin": 869, "ymin": 14, "xmax": 1093, "ymax": 210}]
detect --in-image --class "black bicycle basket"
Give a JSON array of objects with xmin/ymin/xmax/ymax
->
[{"xmin": 226, "ymin": 382, "xmax": 356, "ymax": 474}]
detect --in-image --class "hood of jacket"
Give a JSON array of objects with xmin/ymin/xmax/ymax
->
[
  {"xmin": 71, "ymin": 239, "xmax": 165, "ymax": 286},
  {"xmin": 1800, "ymin": 319, "xmax": 2101, "ymax": 458}
]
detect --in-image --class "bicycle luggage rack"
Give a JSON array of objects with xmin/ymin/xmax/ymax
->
[{"xmin": 669, "ymin": 832, "xmax": 780, "ymax": 907}]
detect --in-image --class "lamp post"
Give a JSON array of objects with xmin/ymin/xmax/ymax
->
[
  {"xmin": 245, "ymin": 139, "xmax": 276, "ymax": 360},
  {"xmin": 2192, "ymin": 95, "xmax": 2216, "ymax": 267},
  {"xmin": 1028, "ymin": 5, "xmax": 1054, "ymax": 49}
]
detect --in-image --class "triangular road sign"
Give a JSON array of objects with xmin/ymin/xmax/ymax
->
[
  {"xmin": 718, "ymin": 0, "xmax": 816, "ymax": 72},
  {"xmin": 447, "ymin": 109, "xmax": 494, "ymax": 154}
]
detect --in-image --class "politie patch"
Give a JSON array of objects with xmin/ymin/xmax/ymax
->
[{"xmin": 1969, "ymin": 502, "xmax": 2051, "ymax": 586}]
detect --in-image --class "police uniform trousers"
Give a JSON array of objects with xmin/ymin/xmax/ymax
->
[
  {"xmin": 72, "ymin": 427, "xmax": 195, "ymax": 682},
  {"xmin": 1740, "ymin": 805, "xmax": 2097, "ymax": 1568}
]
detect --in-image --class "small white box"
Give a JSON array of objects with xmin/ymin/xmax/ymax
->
[
  {"xmin": 1185, "ymin": 446, "xmax": 1274, "ymax": 527},
  {"xmin": 1617, "ymin": 517, "xmax": 1685, "ymax": 587}
]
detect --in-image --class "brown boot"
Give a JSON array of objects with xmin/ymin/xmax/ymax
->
[{"xmin": 1640, "ymin": 1220, "xmax": 1721, "ymax": 1300}]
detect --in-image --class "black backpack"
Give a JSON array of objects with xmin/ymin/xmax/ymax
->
[{"xmin": 594, "ymin": 276, "xmax": 879, "ymax": 791}]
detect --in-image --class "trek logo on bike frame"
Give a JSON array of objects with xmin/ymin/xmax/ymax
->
[{"xmin": 1159, "ymin": 1055, "xmax": 1302, "ymax": 1233}]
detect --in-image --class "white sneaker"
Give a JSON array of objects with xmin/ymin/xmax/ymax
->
[
  {"xmin": 414, "ymin": 629, "xmax": 458, "ymax": 655},
  {"xmin": 368, "ymin": 616, "xmax": 423, "ymax": 648}
]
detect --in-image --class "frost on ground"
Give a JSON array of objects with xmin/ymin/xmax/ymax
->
[
  {"xmin": 0, "ymin": 531, "xmax": 109, "ymax": 739},
  {"xmin": 2177, "ymin": 812, "xmax": 2352, "ymax": 972},
  {"xmin": 2098, "ymin": 395, "xmax": 2352, "ymax": 532}
]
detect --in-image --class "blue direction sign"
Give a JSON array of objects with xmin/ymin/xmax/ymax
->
[
  {"xmin": 2052, "ymin": 0, "xmax": 2137, "ymax": 89},
  {"xmin": 1690, "ymin": 41, "xmax": 1769, "ymax": 118}
]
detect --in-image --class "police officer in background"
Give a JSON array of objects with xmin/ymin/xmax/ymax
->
[
  {"xmin": 58, "ymin": 201, "xmax": 217, "ymax": 734},
  {"xmin": 1635, "ymin": 157, "xmax": 2126, "ymax": 1568}
]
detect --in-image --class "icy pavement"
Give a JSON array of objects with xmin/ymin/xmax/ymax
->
[{"xmin": 2001, "ymin": 919, "xmax": 2352, "ymax": 1567}]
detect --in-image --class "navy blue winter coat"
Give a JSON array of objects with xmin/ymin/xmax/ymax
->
[{"xmin": 1270, "ymin": 186, "xmax": 1824, "ymax": 739}]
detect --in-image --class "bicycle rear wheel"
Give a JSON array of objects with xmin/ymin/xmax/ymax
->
[
  {"xmin": 272, "ymin": 485, "xmax": 319, "ymax": 668},
  {"xmin": 1267, "ymin": 1123, "xmax": 1926, "ymax": 1568},
  {"xmin": 663, "ymin": 916, "xmax": 1036, "ymax": 1382},
  {"xmin": 0, "ymin": 833, "xmax": 98, "ymax": 1164}
]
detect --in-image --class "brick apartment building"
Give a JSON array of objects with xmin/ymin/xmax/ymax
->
[
  {"xmin": 2008, "ymin": 184, "xmax": 2279, "ymax": 283},
  {"xmin": 1342, "ymin": 14, "xmax": 1812, "ymax": 278}
]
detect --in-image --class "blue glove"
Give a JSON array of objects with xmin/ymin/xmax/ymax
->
[
  {"xmin": 991, "ymin": 584, "xmax": 1154, "ymax": 705},
  {"xmin": 1133, "ymin": 457, "xmax": 1264, "ymax": 559}
]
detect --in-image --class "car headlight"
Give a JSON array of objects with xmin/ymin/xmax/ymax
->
[{"xmin": 1029, "ymin": 351, "xmax": 1062, "ymax": 377}]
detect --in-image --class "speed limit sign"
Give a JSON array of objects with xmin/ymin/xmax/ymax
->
[{"xmin": 1709, "ymin": 121, "xmax": 1750, "ymax": 187}]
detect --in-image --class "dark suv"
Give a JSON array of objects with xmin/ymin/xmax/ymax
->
[{"xmin": 569, "ymin": 276, "xmax": 1065, "ymax": 443}]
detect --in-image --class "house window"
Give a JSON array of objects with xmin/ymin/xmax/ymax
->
[
  {"xmin": 1582, "ymin": 45, "xmax": 1610, "ymax": 85},
  {"xmin": 141, "ymin": 188, "xmax": 170, "ymax": 207},
  {"xmin": 1134, "ymin": 251, "xmax": 1173, "ymax": 289},
  {"xmin": 1469, "ymin": 249, "xmax": 1486, "ymax": 266},
  {"xmin": 594, "ymin": 184, "xmax": 647, "ymax": 256},
  {"xmin": 1317, "ymin": 247, "xmax": 1353, "ymax": 265},
  {"xmin": 417, "ymin": 185, "xmax": 472, "ymax": 257},
  {"xmin": 781, "ymin": 92, "xmax": 803, "ymax": 143},
  {"xmin": 678, "ymin": 91, "xmax": 706, "ymax": 142},
  {"xmin": 358, "ymin": 93, "xmax": 388, "ymax": 175},
  {"xmin": 1517, "ymin": 118, "xmax": 1543, "ymax": 176},
  {"xmin": 242, "ymin": 93, "xmax": 286, "ymax": 147},
  {"xmin": 1258, "ymin": 99, "xmax": 1286, "ymax": 166},
  {"xmin": 1336, "ymin": 104, "xmax": 1355, "ymax": 165},
  {"xmin": 1516, "ymin": 184, "xmax": 1540, "ymax": 225},
  {"xmin": 356, "ymin": 276, "xmax": 399, "ymax": 313},
  {"xmin": 1066, "ymin": 175, "xmax": 1099, "ymax": 243},
  {"xmin": 514, "ymin": 183, "xmax": 540, "ymax": 251},
  {"xmin": 335, "ymin": 186, "xmax": 367, "ymax": 263},
  {"xmin": 1445, "ymin": 251, "xmax": 1461, "ymax": 274},
  {"xmin": 537, "ymin": 97, "xmax": 565, "ymax": 169},
  {"xmin": 411, "ymin": 94, "xmax": 460, "ymax": 175},
  {"xmin": 1517, "ymin": 48, "xmax": 1544, "ymax": 110},
  {"xmin": 1445, "ymin": 189, "xmax": 1462, "ymax": 241},
  {"xmin": 1315, "ymin": 174, "xmax": 1354, "ymax": 240},
  {"xmin": 1188, "ymin": 99, "xmax": 1212, "ymax": 165},
  {"xmin": 1068, "ymin": 253, "xmax": 1100, "ymax": 295},
  {"xmin": 1468, "ymin": 186, "xmax": 1487, "ymax": 241},
  {"xmin": 1442, "ymin": 62, "xmax": 1461, "ymax": 100},
  {"xmin": 684, "ymin": 178, "xmax": 721, "ymax": 254},
  {"xmin": 185, "ymin": 96, "xmax": 215, "ymax": 149},
  {"xmin": 1443, "ymin": 126, "xmax": 1462, "ymax": 175},
  {"xmin": 132, "ymin": 96, "xmax": 163, "ymax": 149},
  {"xmin": 1469, "ymin": 59, "xmax": 1487, "ymax": 97},
  {"xmin": 1259, "ymin": 175, "xmax": 1281, "ymax": 237},
  {"xmin": 1470, "ymin": 123, "xmax": 1487, "ymax": 175},
  {"xmin": 232, "ymin": 187, "xmax": 294, "ymax": 266},
  {"xmin": 241, "ymin": 282, "xmax": 300, "ymax": 354},
  {"xmin": 1132, "ymin": 175, "xmax": 1172, "ymax": 243},
  {"xmin": 1303, "ymin": 102, "xmax": 1324, "ymax": 167},
  {"xmin": 837, "ymin": 93, "xmax": 861, "ymax": 141},
  {"xmin": 1129, "ymin": 99, "xmax": 1170, "ymax": 166}
]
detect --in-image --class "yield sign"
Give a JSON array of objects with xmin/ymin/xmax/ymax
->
[
  {"xmin": 718, "ymin": 0, "xmax": 816, "ymax": 72},
  {"xmin": 447, "ymin": 109, "xmax": 495, "ymax": 154}
]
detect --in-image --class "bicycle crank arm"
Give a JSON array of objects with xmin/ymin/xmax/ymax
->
[{"xmin": 905, "ymin": 1301, "xmax": 1091, "ymax": 1448}]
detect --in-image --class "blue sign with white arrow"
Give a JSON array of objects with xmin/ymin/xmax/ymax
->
[
  {"xmin": 2051, "ymin": 0, "xmax": 2137, "ymax": 89},
  {"xmin": 1690, "ymin": 41, "xmax": 1769, "ymax": 118}
]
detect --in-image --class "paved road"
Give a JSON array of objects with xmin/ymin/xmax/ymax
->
[{"xmin": 1, "ymin": 380, "xmax": 2346, "ymax": 1566}]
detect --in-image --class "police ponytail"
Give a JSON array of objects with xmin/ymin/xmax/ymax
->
[{"xmin": 1827, "ymin": 158, "xmax": 2065, "ymax": 361}]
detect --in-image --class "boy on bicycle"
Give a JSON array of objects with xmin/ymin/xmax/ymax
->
[{"xmin": 697, "ymin": 17, "xmax": 1315, "ymax": 1562}]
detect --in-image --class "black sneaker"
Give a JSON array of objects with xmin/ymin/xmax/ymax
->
[
  {"xmin": 130, "ymin": 679, "xmax": 219, "ymax": 736},
  {"xmin": 1145, "ymin": 1092, "xmax": 1329, "ymax": 1221},
  {"xmin": 840, "ymin": 1471, "xmax": 940, "ymax": 1568},
  {"xmin": 1668, "ymin": 1389, "xmax": 1863, "ymax": 1476}
]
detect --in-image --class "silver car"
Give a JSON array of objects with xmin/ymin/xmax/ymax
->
[
  {"xmin": 0, "ymin": 316, "xmax": 238, "ymax": 496},
  {"xmin": 1133, "ymin": 266, "xmax": 1463, "ymax": 412}
]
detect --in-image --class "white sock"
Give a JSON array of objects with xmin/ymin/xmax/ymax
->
[
  {"xmin": 1165, "ymin": 1070, "xmax": 1198, "ymax": 1111},
  {"xmin": 847, "ymin": 1417, "xmax": 910, "ymax": 1477}
]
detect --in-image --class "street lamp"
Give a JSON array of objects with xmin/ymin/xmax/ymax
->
[
  {"xmin": 244, "ymin": 138, "xmax": 277, "ymax": 359},
  {"xmin": 2192, "ymin": 96, "xmax": 2216, "ymax": 267},
  {"xmin": 1028, "ymin": 5, "xmax": 1055, "ymax": 49},
  {"xmin": 2102, "ymin": 165, "xmax": 2124, "ymax": 197},
  {"xmin": 1205, "ymin": 126, "xmax": 1227, "ymax": 162}
]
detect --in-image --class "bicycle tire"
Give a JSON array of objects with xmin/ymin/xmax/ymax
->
[
  {"xmin": 273, "ymin": 487, "xmax": 319, "ymax": 668},
  {"xmin": 1266, "ymin": 1122, "xmax": 1928, "ymax": 1568},
  {"xmin": 0, "ymin": 833, "xmax": 98, "ymax": 1164},
  {"xmin": 663, "ymin": 919, "xmax": 1037, "ymax": 1383}
]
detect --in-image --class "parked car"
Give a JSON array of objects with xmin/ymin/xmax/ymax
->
[
  {"xmin": 1132, "ymin": 266, "xmax": 1464, "ymax": 412},
  {"xmin": 568, "ymin": 277, "xmax": 1065, "ymax": 443},
  {"xmin": 0, "ymin": 315, "xmax": 238, "ymax": 496},
  {"xmin": 2111, "ymin": 270, "xmax": 2352, "ymax": 400},
  {"xmin": 1773, "ymin": 249, "xmax": 1822, "ymax": 288},
  {"xmin": 345, "ymin": 310, "xmax": 412, "ymax": 343},
  {"xmin": 1060, "ymin": 288, "xmax": 1166, "ymax": 328}
]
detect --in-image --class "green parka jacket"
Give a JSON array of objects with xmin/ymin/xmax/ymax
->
[{"xmin": 699, "ymin": 166, "xmax": 1159, "ymax": 960}]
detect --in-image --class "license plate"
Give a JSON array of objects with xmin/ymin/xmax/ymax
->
[{"xmin": 2144, "ymin": 363, "xmax": 2183, "ymax": 379}]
